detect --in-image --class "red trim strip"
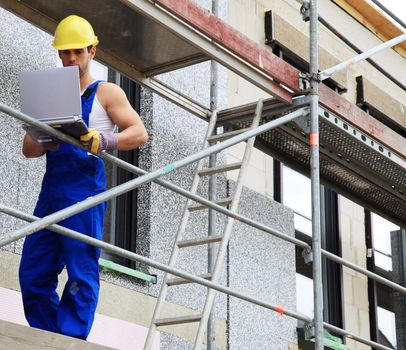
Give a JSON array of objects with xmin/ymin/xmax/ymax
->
[{"xmin": 154, "ymin": 0, "xmax": 300, "ymax": 95}]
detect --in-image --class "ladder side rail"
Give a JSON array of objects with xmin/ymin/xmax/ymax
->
[
  {"xmin": 144, "ymin": 112, "xmax": 219, "ymax": 349},
  {"xmin": 194, "ymin": 99, "xmax": 264, "ymax": 349}
]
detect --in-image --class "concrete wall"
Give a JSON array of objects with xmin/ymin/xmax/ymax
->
[
  {"xmin": 0, "ymin": 7, "xmax": 55, "ymax": 253},
  {"xmin": 339, "ymin": 196, "xmax": 371, "ymax": 350}
]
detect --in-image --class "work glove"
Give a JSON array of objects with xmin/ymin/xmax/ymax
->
[{"xmin": 80, "ymin": 128, "xmax": 118, "ymax": 154}]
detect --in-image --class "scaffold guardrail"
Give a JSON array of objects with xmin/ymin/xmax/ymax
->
[{"xmin": 0, "ymin": 98, "xmax": 403, "ymax": 350}]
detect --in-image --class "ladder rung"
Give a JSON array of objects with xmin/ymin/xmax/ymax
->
[
  {"xmin": 198, "ymin": 162, "xmax": 242, "ymax": 176},
  {"xmin": 188, "ymin": 197, "xmax": 232, "ymax": 211},
  {"xmin": 166, "ymin": 273, "xmax": 212, "ymax": 286},
  {"xmin": 207, "ymin": 128, "xmax": 249, "ymax": 143},
  {"xmin": 177, "ymin": 234, "xmax": 223, "ymax": 248},
  {"xmin": 155, "ymin": 314, "xmax": 201, "ymax": 327}
]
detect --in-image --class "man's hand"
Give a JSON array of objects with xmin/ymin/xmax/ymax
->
[
  {"xmin": 80, "ymin": 128, "xmax": 118, "ymax": 154},
  {"xmin": 23, "ymin": 126, "xmax": 61, "ymax": 151}
]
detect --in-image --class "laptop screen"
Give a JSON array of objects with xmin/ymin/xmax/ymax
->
[{"xmin": 19, "ymin": 66, "xmax": 81, "ymax": 121}]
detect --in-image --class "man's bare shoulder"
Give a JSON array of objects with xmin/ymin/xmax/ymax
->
[
  {"xmin": 97, "ymin": 82, "xmax": 127, "ymax": 106},
  {"xmin": 97, "ymin": 81, "xmax": 123, "ymax": 95}
]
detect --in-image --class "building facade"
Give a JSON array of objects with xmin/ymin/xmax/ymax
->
[{"xmin": 0, "ymin": 0, "xmax": 405, "ymax": 349}]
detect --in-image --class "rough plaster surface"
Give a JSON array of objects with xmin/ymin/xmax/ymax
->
[
  {"xmin": 228, "ymin": 184, "xmax": 297, "ymax": 350},
  {"xmin": 160, "ymin": 331, "xmax": 215, "ymax": 350},
  {"xmin": 0, "ymin": 8, "xmax": 56, "ymax": 254}
]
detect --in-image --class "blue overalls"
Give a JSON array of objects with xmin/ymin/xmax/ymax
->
[{"xmin": 19, "ymin": 81, "xmax": 107, "ymax": 340}]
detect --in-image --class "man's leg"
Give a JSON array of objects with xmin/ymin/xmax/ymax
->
[
  {"xmin": 57, "ymin": 202, "xmax": 106, "ymax": 340},
  {"xmin": 19, "ymin": 201, "xmax": 63, "ymax": 333}
]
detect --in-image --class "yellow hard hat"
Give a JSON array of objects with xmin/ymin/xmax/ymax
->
[{"xmin": 52, "ymin": 15, "xmax": 99, "ymax": 50}]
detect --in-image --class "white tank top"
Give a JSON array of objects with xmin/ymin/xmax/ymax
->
[
  {"xmin": 89, "ymin": 94, "xmax": 115, "ymax": 132},
  {"xmin": 81, "ymin": 82, "xmax": 115, "ymax": 132}
]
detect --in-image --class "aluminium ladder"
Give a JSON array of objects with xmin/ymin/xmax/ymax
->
[{"xmin": 144, "ymin": 100, "xmax": 264, "ymax": 349}]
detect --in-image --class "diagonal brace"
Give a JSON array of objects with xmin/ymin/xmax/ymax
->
[{"xmin": 0, "ymin": 103, "xmax": 308, "ymax": 247}]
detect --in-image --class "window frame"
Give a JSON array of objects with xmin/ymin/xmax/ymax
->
[
  {"xmin": 275, "ymin": 160, "xmax": 344, "ymax": 339},
  {"xmin": 103, "ymin": 70, "xmax": 141, "ymax": 269},
  {"xmin": 365, "ymin": 210, "xmax": 406, "ymax": 349}
]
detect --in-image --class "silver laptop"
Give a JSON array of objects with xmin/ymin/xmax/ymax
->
[{"xmin": 20, "ymin": 66, "xmax": 88, "ymax": 143}]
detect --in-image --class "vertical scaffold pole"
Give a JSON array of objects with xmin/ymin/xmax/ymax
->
[
  {"xmin": 207, "ymin": 1, "xmax": 219, "ymax": 348},
  {"xmin": 309, "ymin": 0, "xmax": 324, "ymax": 349}
]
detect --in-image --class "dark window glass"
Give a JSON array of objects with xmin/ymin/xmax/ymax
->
[
  {"xmin": 103, "ymin": 70, "xmax": 141, "ymax": 269},
  {"xmin": 277, "ymin": 162, "xmax": 343, "ymax": 346}
]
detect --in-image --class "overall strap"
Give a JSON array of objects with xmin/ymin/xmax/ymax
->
[{"xmin": 81, "ymin": 80, "xmax": 104, "ymax": 126}]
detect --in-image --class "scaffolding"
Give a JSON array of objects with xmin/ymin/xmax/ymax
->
[{"xmin": 0, "ymin": 0, "xmax": 405, "ymax": 349}]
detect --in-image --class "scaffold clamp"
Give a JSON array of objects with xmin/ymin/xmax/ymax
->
[
  {"xmin": 300, "ymin": 1, "xmax": 310, "ymax": 22},
  {"xmin": 304, "ymin": 322, "xmax": 315, "ymax": 339},
  {"xmin": 299, "ymin": 72, "xmax": 321, "ymax": 91},
  {"xmin": 302, "ymin": 246, "xmax": 313, "ymax": 263},
  {"xmin": 294, "ymin": 114, "xmax": 311, "ymax": 134},
  {"xmin": 299, "ymin": 72, "xmax": 311, "ymax": 91}
]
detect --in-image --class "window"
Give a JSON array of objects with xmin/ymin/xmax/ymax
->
[
  {"xmin": 366, "ymin": 211, "xmax": 406, "ymax": 349},
  {"xmin": 377, "ymin": 307, "xmax": 397, "ymax": 348},
  {"xmin": 59, "ymin": 60, "xmax": 141, "ymax": 267},
  {"xmin": 276, "ymin": 161, "xmax": 343, "ymax": 346},
  {"xmin": 371, "ymin": 213, "xmax": 397, "ymax": 272},
  {"xmin": 296, "ymin": 273, "xmax": 314, "ymax": 318},
  {"xmin": 281, "ymin": 165, "xmax": 312, "ymax": 236},
  {"xmin": 101, "ymin": 69, "xmax": 142, "ymax": 269}
]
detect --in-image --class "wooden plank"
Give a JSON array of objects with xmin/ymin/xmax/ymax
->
[
  {"xmin": 153, "ymin": 0, "xmax": 301, "ymax": 92},
  {"xmin": 319, "ymin": 84, "xmax": 406, "ymax": 158},
  {"xmin": 0, "ymin": 319, "xmax": 115, "ymax": 350}
]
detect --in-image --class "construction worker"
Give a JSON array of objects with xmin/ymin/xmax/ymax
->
[{"xmin": 18, "ymin": 15, "xmax": 148, "ymax": 340}]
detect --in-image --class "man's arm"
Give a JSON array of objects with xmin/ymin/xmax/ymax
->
[
  {"xmin": 22, "ymin": 133, "xmax": 47, "ymax": 158},
  {"xmin": 98, "ymin": 82, "xmax": 148, "ymax": 150}
]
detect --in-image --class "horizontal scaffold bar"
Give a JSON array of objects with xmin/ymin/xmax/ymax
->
[
  {"xmin": 0, "ymin": 203, "xmax": 311, "ymax": 324},
  {"xmin": 319, "ymin": 33, "xmax": 406, "ymax": 81},
  {"xmin": 0, "ymin": 204, "xmax": 395, "ymax": 350}
]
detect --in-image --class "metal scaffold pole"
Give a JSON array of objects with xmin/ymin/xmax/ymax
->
[
  {"xmin": 309, "ymin": 0, "xmax": 324, "ymax": 349},
  {"xmin": 207, "ymin": 2, "xmax": 219, "ymax": 349}
]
